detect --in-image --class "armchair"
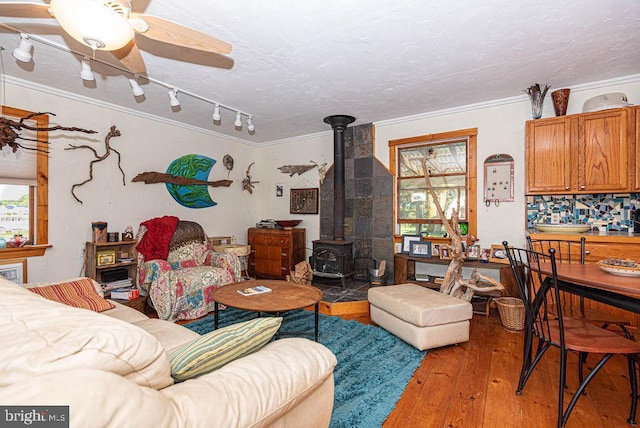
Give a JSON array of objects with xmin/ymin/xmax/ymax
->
[{"xmin": 136, "ymin": 217, "xmax": 242, "ymax": 321}]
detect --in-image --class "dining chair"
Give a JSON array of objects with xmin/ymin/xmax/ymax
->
[
  {"xmin": 503, "ymin": 241, "xmax": 640, "ymax": 428},
  {"xmin": 526, "ymin": 236, "xmax": 632, "ymax": 339}
]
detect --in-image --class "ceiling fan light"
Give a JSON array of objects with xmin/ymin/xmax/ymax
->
[
  {"xmin": 128, "ymin": 78, "xmax": 144, "ymax": 97},
  {"xmin": 234, "ymin": 111, "xmax": 242, "ymax": 128},
  {"xmin": 212, "ymin": 104, "xmax": 221, "ymax": 122},
  {"xmin": 12, "ymin": 34, "xmax": 33, "ymax": 63},
  {"xmin": 80, "ymin": 58, "xmax": 95, "ymax": 81},
  {"xmin": 50, "ymin": 0, "xmax": 135, "ymax": 51},
  {"xmin": 168, "ymin": 89, "xmax": 180, "ymax": 107}
]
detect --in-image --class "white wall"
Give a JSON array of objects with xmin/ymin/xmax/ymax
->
[{"xmin": 3, "ymin": 80, "xmax": 259, "ymax": 282}]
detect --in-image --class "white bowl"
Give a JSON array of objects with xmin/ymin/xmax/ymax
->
[
  {"xmin": 535, "ymin": 223, "xmax": 591, "ymax": 233},
  {"xmin": 583, "ymin": 93, "xmax": 630, "ymax": 112}
]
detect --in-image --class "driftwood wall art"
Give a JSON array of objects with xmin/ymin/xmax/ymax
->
[
  {"xmin": 420, "ymin": 156, "xmax": 504, "ymax": 301},
  {"xmin": 65, "ymin": 125, "xmax": 123, "ymax": 204},
  {"xmin": 0, "ymin": 111, "xmax": 96, "ymax": 153},
  {"xmin": 277, "ymin": 163, "xmax": 316, "ymax": 176},
  {"xmin": 242, "ymin": 162, "xmax": 259, "ymax": 194},
  {"xmin": 133, "ymin": 154, "xmax": 231, "ymax": 209},
  {"xmin": 311, "ymin": 160, "xmax": 328, "ymax": 184}
]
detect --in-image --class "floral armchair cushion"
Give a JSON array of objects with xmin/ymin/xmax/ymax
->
[{"xmin": 136, "ymin": 220, "xmax": 242, "ymax": 322}]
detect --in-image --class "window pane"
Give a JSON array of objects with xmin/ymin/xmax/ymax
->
[
  {"xmin": 0, "ymin": 184, "xmax": 30, "ymax": 241},
  {"xmin": 399, "ymin": 176, "xmax": 466, "ymax": 220},
  {"xmin": 399, "ymin": 141, "xmax": 466, "ymax": 177}
]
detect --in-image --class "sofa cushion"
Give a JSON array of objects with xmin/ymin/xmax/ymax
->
[
  {"xmin": 169, "ymin": 317, "xmax": 282, "ymax": 381},
  {"xmin": 28, "ymin": 277, "xmax": 115, "ymax": 312},
  {"xmin": 0, "ymin": 280, "xmax": 173, "ymax": 390}
]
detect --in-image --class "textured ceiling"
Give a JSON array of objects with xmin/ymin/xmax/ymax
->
[{"xmin": 0, "ymin": 0, "xmax": 638, "ymax": 144}]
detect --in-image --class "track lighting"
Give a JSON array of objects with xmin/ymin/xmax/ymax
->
[
  {"xmin": 212, "ymin": 104, "xmax": 221, "ymax": 122},
  {"xmin": 80, "ymin": 57, "xmax": 95, "ymax": 81},
  {"xmin": 12, "ymin": 33, "xmax": 33, "ymax": 63},
  {"xmin": 168, "ymin": 89, "xmax": 180, "ymax": 107},
  {"xmin": 246, "ymin": 116, "xmax": 255, "ymax": 132},
  {"xmin": 234, "ymin": 111, "xmax": 242, "ymax": 128},
  {"xmin": 128, "ymin": 78, "xmax": 144, "ymax": 97}
]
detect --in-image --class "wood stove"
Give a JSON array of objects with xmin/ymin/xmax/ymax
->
[{"xmin": 311, "ymin": 114, "xmax": 355, "ymax": 287}]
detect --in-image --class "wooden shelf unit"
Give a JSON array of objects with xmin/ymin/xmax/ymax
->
[
  {"xmin": 84, "ymin": 240, "xmax": 138, "ymax": 286},
  {"xmin": 247, "ymin": 228, "xmax": 306, "ymax": 280}
]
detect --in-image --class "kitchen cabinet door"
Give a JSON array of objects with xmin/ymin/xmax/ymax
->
[
  {"xmin": 525, "ymin": 116, "xmax": 573, "ymax": 194},
  {"xmin": 577, "ymin": 108, "xmax": 629, "ymax": 193}
]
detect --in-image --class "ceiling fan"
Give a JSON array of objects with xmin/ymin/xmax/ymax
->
[{"xmin": 0, "ymin": 0, "xmax": 232, "ymax": 74}]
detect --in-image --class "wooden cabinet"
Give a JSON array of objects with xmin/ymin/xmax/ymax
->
[
  {"xmin": 247, "ymin": 228, "xmax": 306, "ymax": 280},
  {"xmin": 634, "ymin": 107, "xmax": 640, "ymax": 191},
  {"xmin": 84, "ymin": 240, "xmax": 137, "ymax": 286},
  {"xmin": 526, "ymin": 107, "xmax": 631, "ymax": 195}
]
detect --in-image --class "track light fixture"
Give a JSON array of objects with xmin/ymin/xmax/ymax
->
[
  {"xmin": 12, "ymin": 33, "xmax": 33, "ymax": 63},
  {"xmin": 212, "ymin": 104, "xmax": 221, "ymax": 122},
  {"xmin": 128, "ymin": 77, "xmax": 144, "ymax": 97},
  {"xmin": 168, "ymin": 89, "xmax": 180, "ymax": 107},
  {"xmin": 234, "ymin": 111, "xmax": 243, "ymax": 128},
  {"xmin": 80, "ymin": 57, "xmax": 95, "ymax": 81},
  {"xmin": 246, "ymin": 116, "xmax": 255, "ymax": 132}
]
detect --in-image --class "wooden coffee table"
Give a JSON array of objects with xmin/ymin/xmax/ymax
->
[{"xmin": 212, "ymin": 280, "xmax": 323, "ymax": 341}]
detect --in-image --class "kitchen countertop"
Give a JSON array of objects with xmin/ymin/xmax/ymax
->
[{"xmin": 528, "ymin": 229, "xmax": 640, "ymax": 243}]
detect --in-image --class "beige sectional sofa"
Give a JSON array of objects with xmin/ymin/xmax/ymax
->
[{"xmin": 0, "ymin": 276, "xmax": 337, "ymax": 427}]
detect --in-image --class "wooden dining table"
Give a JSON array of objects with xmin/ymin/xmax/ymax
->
[{"xmin": 537, "ymin": 262, "xmax": 640, "ymax": 313}]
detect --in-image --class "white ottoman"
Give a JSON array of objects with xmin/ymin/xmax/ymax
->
[{"xmin": 368, "ymin": 283, "xmax": 473, "ymax": 350}]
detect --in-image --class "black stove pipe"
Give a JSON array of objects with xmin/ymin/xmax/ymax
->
[{"xmin": 323, "ymin": 115, "xmax": 356, "ymax": 241}]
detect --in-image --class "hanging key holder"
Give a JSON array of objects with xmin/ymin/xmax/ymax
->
[{"xmin": 483, "ymin": 154, "xmax": 514, "ymax": 207}]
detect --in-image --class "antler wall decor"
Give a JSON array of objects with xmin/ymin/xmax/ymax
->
[
  {"xmin": 0, "ymin": 111, "xmax": 96, "ymax": 153},
  {"xmin": 65, "ymin": 125, "xmax": 124, "ymax": 204}
]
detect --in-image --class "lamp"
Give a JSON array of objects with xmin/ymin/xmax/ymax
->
[
  {"xmin": 212, "ymin": 104, "xmax": 221, "ymax": 122},
  {"xmin": 234, "ymin": 111, "xmax": 242, "ymax": 128},
  {"xmin": 128, "ymin": 78, "xmax": 144, "ymax": 97},
  {"xmin": 80, "ymin": 57, "xmax": 95, "ymax": 81},
  {"xmin": 12, "ymin": 33, "xmax": 33, "ymax": 63},
  {"xmin": 49, "ymin": 0, "xmax": 135, "ymax": 51},
  {"xmin": 246, "ymin": 116, "xmax": 255, "ymax": 132},
  {"xmin": 168, "ymin": 89, "xmax": 180, "ymax": 107}
]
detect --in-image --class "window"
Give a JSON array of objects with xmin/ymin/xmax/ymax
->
[
  {"xmin": 389, "ymin": 129, "xmax": 477, "ymax": 241},
  {"xmin": 0, "ymin": 106, "xmax": 49, "ymax": 258}
]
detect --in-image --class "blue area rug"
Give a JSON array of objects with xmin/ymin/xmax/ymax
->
[{"xmin": 185, "ymin": 308, "xmax": 426, "ymax": 428}]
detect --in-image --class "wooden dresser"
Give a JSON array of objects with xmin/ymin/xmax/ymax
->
[{"xmin": 247, "ymin": 228, "xmax": 306, "ymax": 280}]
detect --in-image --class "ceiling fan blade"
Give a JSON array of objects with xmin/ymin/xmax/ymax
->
[
  {"xmin": 0, "ymin": 2, "xmax": 52, "ymax": 18},
  {"xmin": 112, "ymin": 41, "xmax": 147, "ymax": 74},
  {"xmin": 131, "ymin": 14, "xmax": 232, "ymax": 55}
]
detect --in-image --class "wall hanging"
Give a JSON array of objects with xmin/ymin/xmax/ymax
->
[
  {"xmin": 66, "ymin": 125, "xmax": 123, "ymax": 204},
  {"xmin": 290, "ymin": 188, "xmax": 319, "ymax": 214},
  {"xmin": 132, "ymin": 154, "xmax": 232, "ymax": 208},
  {"xmin": 277, "ymin": 163, "xmax": 316, "ymax": 177},
  {"xmin": 483, "ymin": 153, "xmax": 514, "ymax": 207},
  {"xmin": 223, "ymin": 154, "xmax": 234, "ymax": 177},
  {"xmin": 242, "ymin": 162, "xmax": 259, "ymax": 194}
]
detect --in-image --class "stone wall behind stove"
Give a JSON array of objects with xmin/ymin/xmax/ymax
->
[{"xmin": 320, "ymin": 123, "xmax": 395, "ymax": 284}]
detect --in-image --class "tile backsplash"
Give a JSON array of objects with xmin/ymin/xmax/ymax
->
[{"xmin": 527, "ymin": 193, "xmax": 640, "ymax": 231}]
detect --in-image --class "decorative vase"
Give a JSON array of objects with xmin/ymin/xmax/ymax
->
[
  {"xmin": 525, "ymin": 83, "xmax": 550, "ymax": 119},
  {"xmin": 551, "ymin": 88, "xmax": 570, "ymax": 116}
]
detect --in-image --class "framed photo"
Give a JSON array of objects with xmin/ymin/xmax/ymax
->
[
  {"xmin": 409, "ymin": 241, "xmax": 432, "ymax": 258},
  {"xmin": 466, "ymin": 244, "xmax": 481, "ymax": 260},
  {"xmin": 489, "ymin": 244, "xmax": 510, "ymax": 264},
  {"xmin": 439, "ymin": 246, "xmax": 451, "ymax": 260},
  {"xmin": 433, "ymin": 244, "xmax": 440, "ymax": 256},
  {"xmin": 480, "ymin": 248, "xmax": 491, "ymax": 263},
  {"xmin": 401, "ymin": 235, "xmax": 421, "ymax": 253},
  {"xmin": 290, "ymin": 188, "xmax": 319, "ymax": 214}
]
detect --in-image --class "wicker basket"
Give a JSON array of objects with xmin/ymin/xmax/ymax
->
[{"xmin": 495, "ymin": 297, "xmax": 525, "ymax": 332}]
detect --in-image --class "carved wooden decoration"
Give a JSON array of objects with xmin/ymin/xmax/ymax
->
[
  {"xmin": 420, "ymin": 157, "xmax": 504, "ymax": 301},
  {"xmin": 0, "ymin": 111, "xmax": 96, "ymax": 153},
  {"xmin": 243, "ymin": 162, "xmax": 259, "ymax": 194},
  {"xmin": 277, "ymin": 163, "xmax": 316, "ymax": 176},
  {"xmin": 132, "ymin": 172, "xmax": 232, "ymax": 187},
  {"xmin": 65, "ymin": 125, "xmax": 124, "ymax": 204},
  {"xmin": 311, "ymin": 160, "xmax": 328, "ymax": 184}
]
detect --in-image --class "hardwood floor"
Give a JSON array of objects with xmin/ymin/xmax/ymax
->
[{"xmin": 384, "ymin": 312, "xmax": 637, "ymax": 428}]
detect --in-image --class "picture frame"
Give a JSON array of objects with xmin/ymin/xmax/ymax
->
[
  {"xmin": 401, "ymin": 234, "xmax": 422, "ymax": 253},
  {"xmin": 439, "ymin": 246, "xmax": 451, "ymax": 260},
  {"xmin": 409, "ymin": 241, "xmax": 432, "ymax": 258},
  {"xmin": 290, "ymin": 188, "xmax": 319, "ymax": 214},
  {"xmin": 433, "ymin": 244, "xmax": 440, "ymax": 256},
  {"xmin": 480, "ymin": 248, "xmax": 491, "ymax": 263},
  {"xmin": 466, "ymin": 244, "xmax": 481, "ymax": 260},
  {"xmin": 489, "ymin": 244, "xmax": 510, "ymax": 264}
]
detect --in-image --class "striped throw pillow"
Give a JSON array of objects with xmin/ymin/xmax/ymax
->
[
  {"xmin": 169, "ymin": 317, "xmax": 282, "ymax": 381},
  {"xmin": 29, "ymin": 277, "xmax": 115, "ymax": 312}
]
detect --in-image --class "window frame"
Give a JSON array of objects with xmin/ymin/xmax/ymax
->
[
  {"xmin": 0, "ymin": 106, "xmax": 50, "ymax": 259},
  {"xmin": 389, "ymin": 128, "xmax": 477, "ymax": 244}
]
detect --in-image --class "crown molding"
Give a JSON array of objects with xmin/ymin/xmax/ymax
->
[{"xmin": 1, "ymin": 75, "xmax": 260, "ymax": 147}]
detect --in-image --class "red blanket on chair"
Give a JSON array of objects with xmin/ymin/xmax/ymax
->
[{"xmin": 136, "ymin": 216, "xmax": 179, "ymax": 260}]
